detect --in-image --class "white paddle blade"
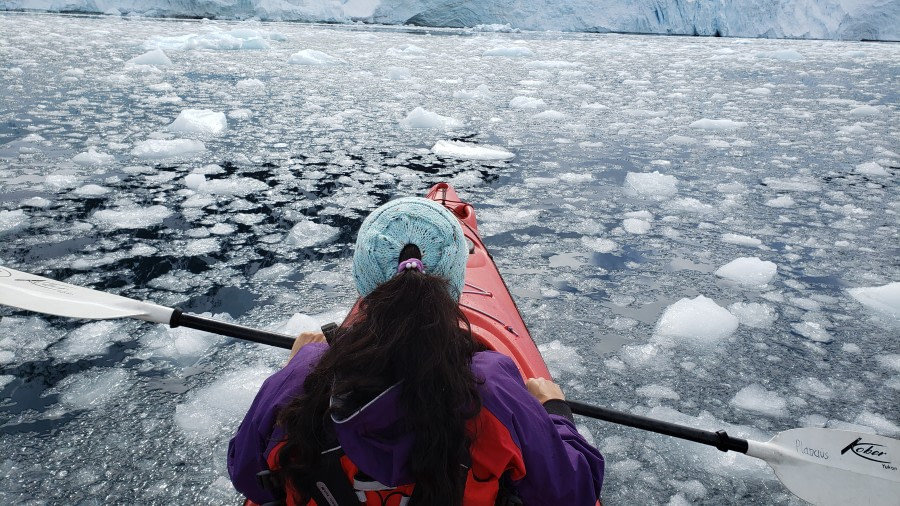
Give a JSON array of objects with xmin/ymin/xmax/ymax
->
[
  {"xmin": 0, "ymin": 266, "xmax": 173, "ymax": 324},
  {"xmin": 747, "ymin": 427, "xmax": 899, "ymax": 506}
]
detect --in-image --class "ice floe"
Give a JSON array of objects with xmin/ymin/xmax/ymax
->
[
  {"xmin": 168, "ymin": 109, "xmax": 228, "ymax": 135},
  {"xmin": 431, "ymin": 140, "xmax": 514, "ymax": 160},
  {"xmin": 655, "ymin": 295, "xmax": 739, "ymax": 345},
  {"xmin": 400, "ymin": 107, "xmax": 463, "ymax": 129},
  {"xmin": 715, "ymin": 257, "xmax": 777, "ymax": 286}
]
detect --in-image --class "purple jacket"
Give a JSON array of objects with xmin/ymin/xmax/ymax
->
[{"xmin": 228, "ymin": 343, "xmax": 604, "ymax": 504}]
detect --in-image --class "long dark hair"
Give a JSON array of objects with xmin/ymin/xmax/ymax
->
[{"xmin": 276, "ymin": 245, "xmax": 482, "ymax": 505}]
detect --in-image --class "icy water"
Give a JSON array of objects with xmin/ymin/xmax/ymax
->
[{"xmin": 1, "ymin": 12, "xmax": 898, "ymax": 505}]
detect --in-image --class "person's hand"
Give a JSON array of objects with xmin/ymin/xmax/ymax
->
[
  {"xmin": 526, "ymin": 377, "xmax": 566, "ymax": 404},
  {"xmin": 289, "ymin": 331, "xmax": 326, "ymax": 360}
]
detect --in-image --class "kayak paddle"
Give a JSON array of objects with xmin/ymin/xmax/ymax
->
[
  {"xmin": 1, "ymin": 266, "xmax": 898, "ymax": 505},
  {"xmin": 568, "ymin": 401, "xmax": 899, "ymax": 506},
  {"xmin": 0, "ymin": 266, "xmax": 295, "ymax": 349}
]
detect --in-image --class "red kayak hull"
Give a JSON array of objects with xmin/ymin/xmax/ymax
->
[{"xmin": 425, "ymin": 183, "xmax": 552, "ymax": 381}]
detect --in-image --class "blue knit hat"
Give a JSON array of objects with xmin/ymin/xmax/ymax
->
[{"xmin": 353, "ymin": 197, "xmax": 467, "ymax": 299}]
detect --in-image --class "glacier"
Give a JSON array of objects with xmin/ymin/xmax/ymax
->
[{"xmin": 0, "ymin": 0, "xmax": 897, "ymax": 40}]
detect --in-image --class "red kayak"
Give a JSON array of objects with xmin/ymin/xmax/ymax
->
[{"xmin": 424, "ymin": 182, "xmax": 552, "ymax": 381}]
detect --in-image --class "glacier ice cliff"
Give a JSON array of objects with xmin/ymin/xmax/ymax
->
[{"xmin": 0, "ymin": 0, "xmax": 897, "ymax": 40}]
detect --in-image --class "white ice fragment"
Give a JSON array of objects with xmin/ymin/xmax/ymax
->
[
  {"xmin": 655, "ymin": 295, "xmax": 739, "ymax": 345},
  {"xmin": 690, "ymin": 118, "xmax": 747, "ymax": 130},
  {"xmin": 721, "ymin": 233, "xmax": 762, "ymax": 247},
  {"xmin": 235, "ymin": 78, "xmax": 265, "ymax": 91},
  {"xmin": 174, "ymin": 367, "xmax": 274, "ymax": 441},
  {"xmin": 854, "ymin": 411, "xmax": 900, "ymax": 436},
  {"xmin": 581, "ymin": 237, "xmax": 617, "ymax": 253},
  {"xmin": 168, "ymin": 109, "xmax": 227, "ymax": 135},
  {"xmin": 623, "ymin": 218, "xmax": 650, "ymax": 234},
  {"xmin": 22, "ymin": 197, "xmax": 51, "ymax": 208},
  {"xmin": 756, "ymin": 49, "xmax": 803, "ymax": 61},
  {"xmin": 73, "ymin": 184, "xmax": 110, "ymax": 196},
  {"xmin": 765, "ymin": 195, "xmax": 795, "ymax": 208},
  {"xmin": 94, "ymin": 205, "xmax": 172, "ymax": 229},
  {"xmin": 665, "ymin": 135, "xmax": 697, "ymax": 145},
  {"xmin": 51, "ymin": 321, "xmax": 124, "ymax": 360},
  {"xmin": 875, "ymin": 354, "xmax": 900, "ymax": 373},
  {"xmin": 288, "ymin": 49, "xmax": 345, "ymax": 65},
  {"xmin": 524, "ymin": 60, "xmax": 579, "ymax": 69},
  {"xmin": 538, "ymin": 340, "xmax": 586, "ymax": 377},
  {"xmin": 56, "ymin": 368, "xmax": 130, "ymax": 409},
  {"xmin": 286, "ymin": 219, "xmax": 340, "ymax": 248},
  {"xmin": 509, "ymin": 96, "xmax": 546, "ymax": 109},
  {"xmin": 387, "ymin": 67, "xmax": 410, "ymax": 80},
  {"xmin": 228, "ymin": 109, "xmax": 252, "ymax": 120},
  {"xmin": 210, "ymin": 223, "xmax": 236, "ymax": 235},
  {"xmin": 141, "ymin": 322, "xmax": 224, "ymax": 361},
  {"xmin": 624, "ymin": 171, "xmax": 678, "ymax": 199},
  {"xmin": 400, "ymin": 107, "xmax": 462, "ymax": 129},
  {"xmin": 728, "ymin": 302, "xmax": 777, "ymax": 328},
  {"xmin": 72, "ymin": 148, "xmax": 115, "ymax": 166},
  {"xmin": 636, "ymin": 384, "xmax": 680, "ymax": 401},
  {"xmin": 533, "ymin": 110, "xmax": 566, "ymax": 120},
  {"xmin": 848, "ymin": 282, "xmax": 900, "ymax": 319},
  {"xmin": 128, "ymin": 49, "xmax": 172, "ymax": 66},
  {"xmin": 746, "ymin": 87, "xmax": 771, "ymax": 96},
  {"xmin": 184, "ymin": 173, "xmax": 206, "ymax": 190},
  {"xmin": 185, "ymin": 238, "xmax": 220, "ymax": 256},
  {"xmin": 0, "ymin": 210, "xmax": 28, "ymax": 234},
  {"xmin": 795, "ymin": 377, "xmax": 834, "ymax": 400},
  {"xmin": 791, "ymin": 321, "xmax": 833, "ymax": 343},
  {"xmin": 131, "ymin": 139, "xmax": 206, "ymax": 159},
  {"xmin": 855, "ymin": 162, "xmax": 888, "ymax": 176},
  {"xmin": 483, "ymin": 46, "xmax": 534, "ymax": 57},
  {"xmin": 559, "ymin": 173, "xmax": 593, "ymax": 184},
  {"xmin": 715, "ymin": 257, "xmax": 777, "ymax": 286},
  {"xmin": 848, "ymin": 105, "xmax": 881, "ymax": 117},
  {"xmin": 730, "ymin": 384, "xmax": 787, "ymax": 417},
  {"xmin": 431, "ymin": 140, "xmax": 513, "ymax": 161}
]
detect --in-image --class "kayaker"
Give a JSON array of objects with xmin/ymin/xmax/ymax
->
[{"xmin": 228, "ymin": 197, "xmax": 604, "ymax": 505}]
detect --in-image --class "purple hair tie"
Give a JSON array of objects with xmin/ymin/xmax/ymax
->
[{"xmin": 397, "ymin": 258, "xmax": 425, "ymax": 274}]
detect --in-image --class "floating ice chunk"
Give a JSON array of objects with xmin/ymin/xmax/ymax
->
[
  {"xmin": 667, "ymin": 494, "xmax": 691, "ymax": 506},
  {"xmin": 72, "ymin": 148, "xmax": 115, "ymax": 166},
  {"xmin": 128, "ymin": 49, "xmax": 172, "ymax": 66},
  {"xmin": 624, "ymin": 171, "xmax": 678, "ymax": 199},
  {"xmin": 431, "ymin": 140, "xmax": 513, "ymax": 160},
  {"xmin": 286, "ymin": 219, "xmax": 340, "ymax": 248},
  {"xmin": 0, "ymin": 210, "xmax": 28, "ymax": 234},
  {"xmin": 509, "ymin": 96, "xmax": 546, "ymax": 109},
  {"xmin": 690, "ymin": 118, "xmax": 747, "ymax": 130},
  {"xmin": 848, "ymin": 282, "xmax": 900, "ymax": 319},
  {"xmin": 229, "ymin": 109, "xmax": 252, "ymax": 120},
  {"xmin": 559, "ymin": 173, "xmax": 592, "ymax": 184},
  {"xmin": 453, "ymin": 84, "xmax": 492, "ymax": 100},
  {"xmin": 533, "ymin": 110, "xmax": 566, "ymax": 120},
  {"xmin": 168, "ymin": 109, "xmax": 227, "ymax": 136},
  {"xmin": 795, "ymin": 377, "xmax": 833, "ymax": 400},
  {"xmin": 483, "ymin": 46, "xmax": 534, "ymax": 57},
  {"xmin": 288, "ymin": 49, "xmax": 345, "ymax": 65},
  {"xmin": 623, "ymin": 218, "xmax": 650, "ymax": 234},
  {"xmin": 141, "ymin": 322, "xmax": 224, "ymax": 361},
  {"xmin": 73, "ymin": 184, "xmax": 110, "ymax": 196},
  {"xmin": 721, "ymin": 233, "xmax": 762, "ymax": 247},
  {"xmin": 667, "ymin": 197, "xmax": 714, "ymax": 214},
  {"xmin": 51, "ymin": 321, "xmax": 124, "ymax": 360},
  {"xmin": 253, "ymin": 263, "xmax": 294, "ymax": 281},
  {"xmin": 185, "ymin": 238, "xmax": 219, "ymax": 256},
  {"xmin": 581, "ymin": 237, "xmax": 617, "ymax": 253},
  {"xmin": 400, "ymin": 107, "xmax": 462, "ymax": 129},
  {"xmin": 0, "ymin": 375, "xmax": 13, "ymax": 389},
  {"xmin": 728, "ymin": 302, "xmax": 777, "ymax": 328},
  {"xmin": 655, "ymin": 295, "xmax": 739, "ymax": 345},
  {"xmin": 876, "ymin": 354, "xmax": 900, "ymax": 373},
  {"xmin": 855, "ymin": 161, "xmax": 888, "ymax": 176},
  {"xmin": 765, "ymin": 195, "xmax": 795, "ymax": 207},
  {"xmin": 201, "ymin": 177, "xmax": 268, "ymax": 196},
  {"xmin": 854, "ymin": 411, "xmax": 899, "ymax": 436},
  {"xmin": 184, "ymin": 173, "xmax": 206, "ymax": 190},
  {"xmin": 848, "ymin": 105, "xmax": 881, "ymax": 117},
  {"xmin": 22, "ymin": 197, "xmax": 51, "ymax": 208},
  {"xmin": 386, "ymin": 67, "xmax": 410, "ymax": 80},
  {"xmin": 756, "ymin": 49, "xmax": 803, "ymax": 61},
  {"xmin": 538, "ymin": 340, "xmax": 586, "ymax": 376},
  {"xmin": 175, "ymin": 367, "xmax": 275, "ymax": 441},
  {"xmin": 524, "ymin": 60, "xmax": 579, "ymax": 69},
  {"xmin": 56, "ymin": 368, "xmax": 130, "ymax": 410},
  {"xmin": 210, "ymin": 223, "xmax": 236, "ymax": 235},
  {"xmin": 636, "ymin": 384, "xmax": 680, "ymax": 401},
  {"xmin": 715, "ymin": 257, "xmax": 777, "ymax": 286},
  {"xmin": 730, "ymin": 384, "xmax": 787, "ymax": 417},
  {"xmin": 665, "ymin": 135, "xmax": 697, "ymax": 145},
  {"xmin": 94, "ymin": 205, "xmax": 172, "ymax": 229},
  {"xmin": 746, "ymin": 87, "xmax": 771, "ymax": 96},
  {"xmin": 131, "ymin": 139, "xmax": 205, "ymax": 159},
  {"xmin": 235, "ymin": 78, "xmax": 264, "ymax": 91},
  {"xmin": 791, "ymin": 321, "xmax": 832, "ymax": 343}
]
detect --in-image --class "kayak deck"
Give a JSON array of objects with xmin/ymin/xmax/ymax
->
[{"xmin": 425, "ymin": 183, "xmax": 551, "ymax": 381}]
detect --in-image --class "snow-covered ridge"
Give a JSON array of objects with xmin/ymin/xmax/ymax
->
[{"xmin": 1, "ymin": 0, "xmax": 898, "ymax": 41}]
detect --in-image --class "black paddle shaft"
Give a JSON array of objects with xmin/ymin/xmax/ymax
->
[
  {"xmin": 567, "ymin": 400, "xmax": 749, "ymax": 454},
  {"xmin": 169, "ymin": 309, "xmax": 295, "ymax": 350}
]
